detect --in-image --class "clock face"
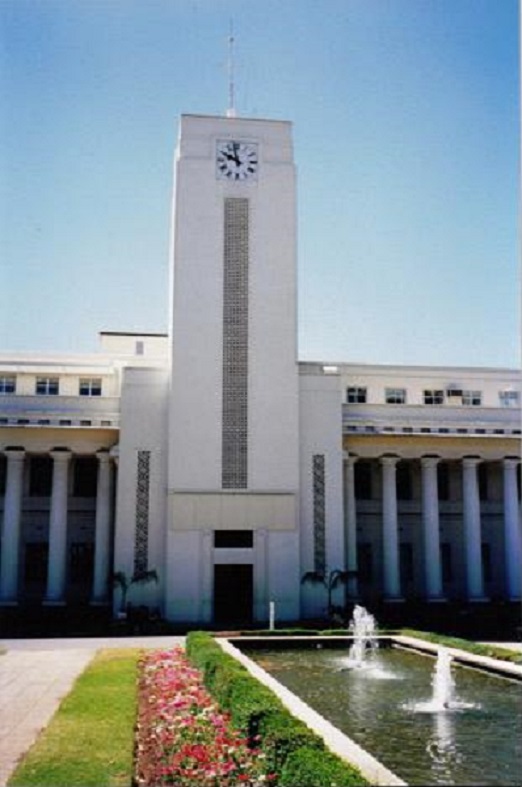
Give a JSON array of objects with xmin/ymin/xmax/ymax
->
[{"xmin": 216, "ymin": 140, "xmax": 258, "ymax": 181}]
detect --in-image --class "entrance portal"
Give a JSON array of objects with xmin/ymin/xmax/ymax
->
[{"xmin": 213, "ymin": 564, "xmax": 253, "ymax": 626}]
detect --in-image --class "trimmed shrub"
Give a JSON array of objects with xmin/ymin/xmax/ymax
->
[
  {"xmin": 279, "ymin": 745, "xmax": 367, "ymax": 786},
  {"xmin": 185, "ymin": 632, "xmax": 368, "ymax": 786}
]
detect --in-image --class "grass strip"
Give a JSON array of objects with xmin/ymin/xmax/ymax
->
[
  {"xmin": 9, "ymin": 648, "xmax": 140, "ymax": 787},
  {"xmin": 400, "ymin": 629, "xmax": 522, "ymax": 664}
]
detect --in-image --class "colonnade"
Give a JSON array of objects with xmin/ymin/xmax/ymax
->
[
  {"xmin": 0, "ymin": 448, "xmax": 114, "ymax": 605},
  {"xmin": 343, "ymin": 453, "xmax": 522, "ymax": 602}
]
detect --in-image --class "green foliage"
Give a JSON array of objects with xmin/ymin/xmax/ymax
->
[
  {"xmin": 9, "ymin": 649, "xmax": 139, "ymax": 787},
  {"xmin": 301, "ymin": 569, "xmax": 354, "ymax": 617},
  {"xmin": 401, "ymin": 629, "xmax": 522, "ymax": 664},
  {"xmin": 185, "ymin": 632, "xmax": 368, "ymax": 785},
  {"xmin": 111, "ymin": 569, "xmax": 158, "ymax": 612},
  {"xmin": 279, "ymin": 745, "xmax": 367, "ymax": 786}
]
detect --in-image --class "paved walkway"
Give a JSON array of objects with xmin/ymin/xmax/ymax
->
[{"xmin": 0, "ymin": 636, "xmax": 185, "ymax": 787}]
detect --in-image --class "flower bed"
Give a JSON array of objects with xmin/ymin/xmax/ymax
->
[{"xmin": 135, "ymin": 648, "xmax": 275, "ymax": 786}]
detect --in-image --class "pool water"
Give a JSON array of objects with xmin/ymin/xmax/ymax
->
[{"xmin": 244, "ymin": 645, "xmax": 522, "ymax": 786}]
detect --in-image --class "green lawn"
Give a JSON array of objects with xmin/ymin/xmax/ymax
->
[
  {"xmin": 400, "ymin": 629, "xmax": 522, "ymax": 664},
  {"xmin": 9, "ymin": 648, "xmax": 140, "ymax": 787}
]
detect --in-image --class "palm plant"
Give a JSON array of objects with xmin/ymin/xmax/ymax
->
[
  {"xmin": 112, "ymin": 569, "xmax": 158, "ymax": 615},
  {"xmin": 301, "ymin": 568, "xmax": 353, "ymax": 618}
]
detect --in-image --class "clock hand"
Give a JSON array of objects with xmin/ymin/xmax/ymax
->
[{"xmin": 222, "ymin": 150, "xmax": 240, "ymax": 165}]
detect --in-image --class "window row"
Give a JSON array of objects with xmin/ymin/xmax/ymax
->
[
  {"xmin": 0, "ymin": 376, "xmax": 102, "ymax": 396},
  {"xmin": 346, "ymin": 386, "xmax": 520, "ymax": 407}
]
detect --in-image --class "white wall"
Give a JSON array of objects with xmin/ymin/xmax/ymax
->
[
  {"xmin": 168, "ymin": 115, "xmax": 299, "ymax": 494},
  {"xmin": 299, "ymin": 372, "xmax": 344, "ymax": 619},
  {"xmin": 113, "ymin": 366, "xmax": 169, "ymax": 612}
]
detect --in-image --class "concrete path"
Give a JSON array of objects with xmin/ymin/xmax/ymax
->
[{"xmin": 0, "ymin": 636, "xmax": 185, "ymax": 787}]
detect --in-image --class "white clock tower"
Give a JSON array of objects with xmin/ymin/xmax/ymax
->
[{"xmin": 166, "ymin": 114, "xmax": 300, "ymax": 624}]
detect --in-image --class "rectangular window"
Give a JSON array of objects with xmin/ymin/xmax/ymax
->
[
  {"xmin": 423, "ymin": 389, "xmax": 444, "ymax": 405},
  {"xmin": 36, "ymin": 377, "xmax": 59, "ymax": 395},
  {"xmin": 396, "ymin": 462, "xmax": 413, "ymax": 500},
  {"xmin": 214, "ymin": 530, "xmax": 253, "ymax": 548},
  {"xmin": 73, "ymin": 457, "xmax": 98, "ymax": 497},
  {"xmin": 354, "ymin": 461, "xmax": 373, "ymax": 500},
  {"xmin": 385, "ymin": 388, "xmax": 406, "ymax": 404},
  {"xmin": 400, "ymin": 543, "xmax": 414, "ymax": 583},
  {"xmin": 441, "ymin": 543, "xmax": 453, "ymax": 582},
  {"xmin": 0, "ymin": 375, "xmax": 16, "ymax": 394},
  {"xmin": 499, "ymin": 390, "xmax": 520, "ymax": 407},
  {"xmin": 0, "ymin": 456, "xmax": 6, "ymax": 495},
  {"xmin": 346, "ymin": 387, "xmax": 367, "ymax": 403},
  {"xmin": 462, "ymin": 390, "xmax": 482, "ymax": 406},
  {"xmin": 437, "ymin": 462, "xmax": 450, "ymax": 501},
  {"xmin": 356, "ymin": 543, "xmax": 373, "ymax": 583},
  {"xmin": 478, "ymin": 463, "xmax": 489, "ymax": 501},
  {"xmin": 79, "ymin": 378, "xmax": 102, "ymax": 397},
  {"xmin": 481, "ymin": 543, "xmax": 492, "ymax": 583},
  {"xmin": 29, "ymin": 456, "xmax": 53, "ymax": 496},
  {"xmin": 135, "ymin": 340, "xmax": 144, "ymax": 356}
]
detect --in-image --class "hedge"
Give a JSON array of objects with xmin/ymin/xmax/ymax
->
[{"xmin": 185, "ymin": 631, "xmax": 369, "ymax": 785}]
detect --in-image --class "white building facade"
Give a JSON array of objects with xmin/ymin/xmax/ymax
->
[{"xmin": 1, "ymin": 114, "xmax": 521, "ymax": 624}]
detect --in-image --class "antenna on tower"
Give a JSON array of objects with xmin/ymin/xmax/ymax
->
[{"xmin": 226, "ymin": 21, "xmax": 237, "ymax": 117}]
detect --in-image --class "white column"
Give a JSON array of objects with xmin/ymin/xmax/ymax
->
[
  {"xmin": 381, "ymin": 455, "xmax": 402, "ymax": 600},
  {"xmin": 503, "ymin": 457, "xmax": 521, "ymax": 600},
  {"xmin": 200, "ymin": 529, "xmax": 213, "ymax": 624},
  {"xmin": 0, "ymin": 449, "xmax": 25, "ymax": 604},
  {"xmin": 421, "ymin": 455, "xmax": 445, "ymax": 601},
  {"xmin": 44, "ymin": 449, "xmax": 72, "ymax": 605},
  {"xmin": 254, "ymin": 529, "xmax": 268, "ymax": 623},
  {"xmin": 91, "ymin": 451, "xmax": 113, "ymax": 605},
  {"xmin": 343, "ymin": 452, "xmax": 359, "ymax": 599},
  {"xmin": 462, "ymin": 456, "xmax": 487, "ymax": 601}
]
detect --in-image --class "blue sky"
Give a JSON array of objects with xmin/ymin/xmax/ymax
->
[{"xmin": 1, "ymin": 0, "xmax": 519, "ymax": 368}]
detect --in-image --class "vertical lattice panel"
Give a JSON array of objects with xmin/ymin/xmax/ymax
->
[
  {"xmin": 222, "ymin": 197, "xmax": 249, "ymax": 489},
  {"xmin": 313, "ymin": 454, "xmax": 326, "ymax": 574},
  {"xmin": 134, "ymin": 450, "xmax": 151, "ymax": 574}
]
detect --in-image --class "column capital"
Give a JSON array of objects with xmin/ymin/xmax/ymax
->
[
  {"xmin": 503, "ymin": 456, "xmax": 520, "ymax": 467},
  {"xmin": 462, "ymin": 455, "xmax": 481, "ymax": 468},
  {"xmin": 96, "ymin": 449, "xmax": 112, "ymax": 465},
  {"xmin": 50, "ymin": 448, "xmax": 72, "ymax": 462},
  {"xmin": 343, "ymin": 451, "xmax": 358, "ymax": 465},
  {"xmin": 421, "ymin": 454, "xmax": 440, "ymax": 468},
  {"xmin": 110, "ymin": 444, "xmax": 119, "ymax": 467},
  {"xmin": 4, "ymin": 447, "xmax": 25, "ymax": 462},
  {"xmin": 380, "ymin": 454, "xmax": 400, "ymax": 466}
]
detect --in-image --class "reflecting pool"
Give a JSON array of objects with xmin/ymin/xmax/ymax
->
[{"xmin": 243, "ymin": 645, "xmax": 522, "ymax": 786}]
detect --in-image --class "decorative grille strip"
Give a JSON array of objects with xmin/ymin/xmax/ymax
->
[
  {"xmin": 222, "ymin": 197, "xmax": 249, "ymax": 489},
  {"xmin": 134, "ymin": 450, "xmax": 151, "ymax": 574},
  {"xmin": 313, "ymin": 454, "xmax": 326, "ymax": 574}
]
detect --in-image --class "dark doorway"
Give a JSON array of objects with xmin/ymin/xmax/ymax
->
[{"xmin": 213, "ymin": 564, "xmax": 253, "ymax": 626}]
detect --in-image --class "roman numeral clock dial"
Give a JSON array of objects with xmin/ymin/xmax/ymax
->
[{"xmin": 216, "ymin": 140, "xmax": 258, "ymax": 181}]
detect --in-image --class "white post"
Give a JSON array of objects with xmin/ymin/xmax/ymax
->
[
  {"xmin": 421, "ymin": 455, "xmax": 445, "ymax": 601},
  {"xmin": 269, "ymin": 600, "xmax": 275, "ymax": 630},
  {"xmin": 462, "ymin": 456, "xmax": 487, "ymax": 601},
  {"xmin": 44, "ymin": 449, "xmax": 72, "ymax": 605},
  {"xmin": 503, "ymin": 457, "xmax": 521, "ymax": 600},
  {"xmin": 91, "ymin": 451, "xmax": 113, "ymax": 604},
  {"xmin": 380, "ymin": 455, "xmax": 402, "ymax": 600},
  {"xmin": 343, "ymin": 452, "xmax": 359, "ymax": 599},
  {"xmin": 0, "ymin": 449, "xmax": 25, "ymax": 604}
]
